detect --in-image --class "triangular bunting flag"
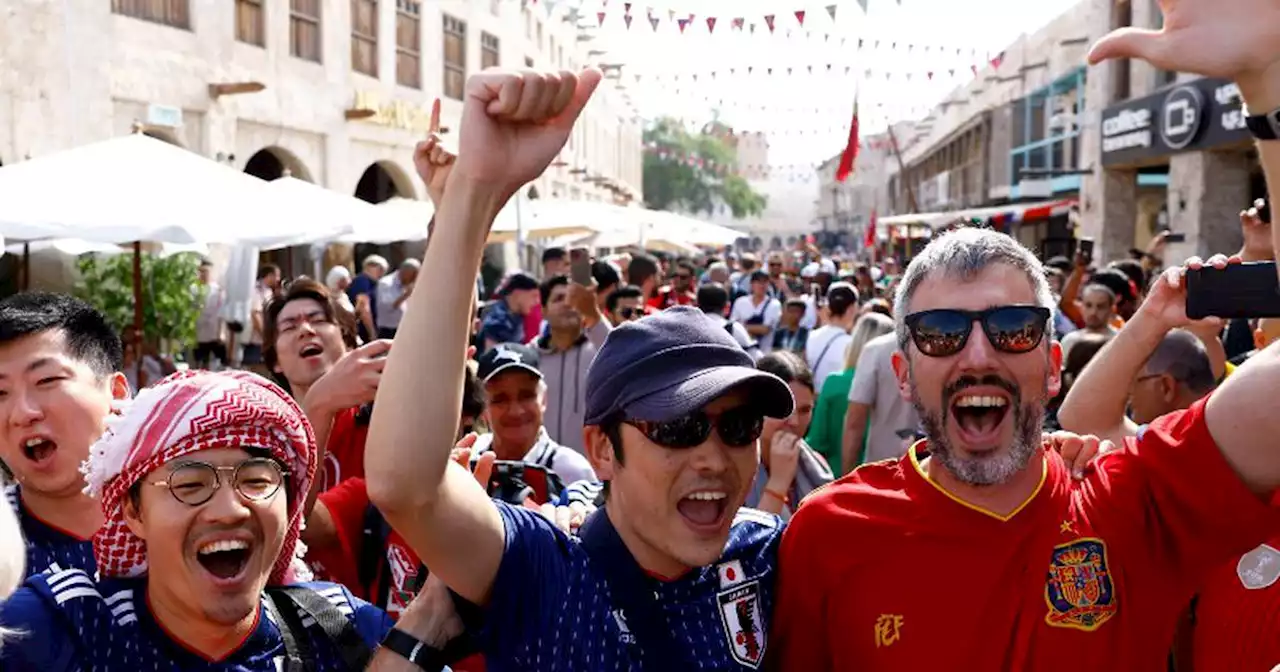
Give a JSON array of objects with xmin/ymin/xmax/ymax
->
[
  {"xmin": 795, "ymin": 10, "xmax": 805, "ymax": 25},
  {"xmin": 949, "ymin": 68, "xmax": 956, "ymax": 76},
  {"xmin": 623, "ymin": 2, "xmax": 630, "ymax": 13},
  {"xmin": 624, "ymin": 13, "xmax": 632, "ymax": 28},
  {"xmin": 677, "ymin": 17, "xmax": 690, "ymax": 32},
  {"xmin": 648, "ymin": 13, "xmax": 659, "ymax": 30},
  {"xmin": 732, "ymin": 17, "xmax": 744, "ymax": 30},
  {"xmin": 857, "ymin": 0, "xmax": 869, "ymax": 12},
  {"xmin": 971, "ymin": 65, "xmax": 978, "ymax": 75},
  {"xmin": 927, "ymin": 71, "xmax": 934, "ymax": 80},
  {"xmin": 827, "ymin": 4, "xmax": 837, "ymax": 20},
  {"xmin": 597, "ymin": 12, "xmax": 606, "ymax": 26},
  {"xmin": 764, "ymin": 15, "xmax": 775, "ymax": 32},
  {"xmin": 706, "ymin": 16, "xmax": 716, "ymax": 32}
]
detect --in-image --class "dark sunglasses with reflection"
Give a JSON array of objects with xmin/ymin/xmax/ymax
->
[
  {"xmin": 904, "ymin": 305, "xmax": 1051, "ymax": 358},
  {"xmin": 607, "ymin": 405, "xmax": 766, "ymax": 450}
]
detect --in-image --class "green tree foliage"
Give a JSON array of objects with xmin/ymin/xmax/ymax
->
[
  {"xmin": 75, "ymin": 251, "xmax": 203, "ymax": 352},
  {"xmin": 642, "ymin": 117, "xmax": 768, "ymax": 219}
]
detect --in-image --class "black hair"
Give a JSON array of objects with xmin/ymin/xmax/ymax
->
[
  {"xmin": 591, "ymin": 260, "xmax": 621, "ymax": 292},
  {"xmin": 756, "ymin": 350, "xmax": 814, "ymax": 393},
  {"xmin": 539, "ymin": 274, "xmax": 570, "ymax": 308},
  {"xmin": 0, "ymin": 292, "xmax": 123, "ymax": 376},
  {"xmin": 826, "ymin": 282, "xmax": 860, "ymax": 318},
  {"xmin": 627, "ymin": 254, "xmax": 660, "ymax": 287},
  {"xmin": 606, "ymin": 285, "xmax": 645, "ymax": 314},
  {"xmin": 1108, "ymin": 259, "xmax": 1147, "ymax": 295},
  {"xmin": 1080, "ymin": 283, "xmax": 1117, "ymax": 304},
  {"xmin": 1089, "ymin": 269, "xmax": 1136, "ymax": 303},
  {"xmin": 749, "ymin": 269, "xmax": 770, "ymax": 283},
  {"xmin": 1045, "ymin": 256, "xmax": 1072, "ymax": 272},
  {"xmin": 541, "ymin": 247, "xmax": 567, "ymax": 265},
  {"xmin": 257, "ymin": 264, "xmax": 281, "ymax": 281},
  {"xmin": 461, "ymin": 363, "xmax": 485, "ymax": 420},
  {"xmin": 696, "ymin": 283, "xmax": 730, "ymax": 315}
]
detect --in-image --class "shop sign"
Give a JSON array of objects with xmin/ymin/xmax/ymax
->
[
  {"xmin": 1099, "ymin": 77, "xmax": 1250, "ymax": 167},
  {"xmin": 352, "ymin": 91, "xmax": 434, "ymax": 134}
]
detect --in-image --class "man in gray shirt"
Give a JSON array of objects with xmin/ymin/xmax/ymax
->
[{"xmin": 841, "ymin": 332, "xmax": 920, "ymax": 473}]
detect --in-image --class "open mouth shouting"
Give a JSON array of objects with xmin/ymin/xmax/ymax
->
[
  {"xmin": 194, "ymin": 536, "xmax": 256, "ymax": 588},
  {"xmin": 20, "ymin": 434, "xmax": 58, "ymax": 467},
  {"xmin": 949, "ymin": 393, "xmax": 1011, "ymax": 449},
  {"xmin": 676, "ymin": 490, "xmax": 730, "ymax": 535},
  {"xmin": 298, "ymin": 342, "xmax": 324, "ymax": 361}
]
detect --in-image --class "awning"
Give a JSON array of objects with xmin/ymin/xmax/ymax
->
[{"xmin": 878, "ymin": 198, "xmax": 1078, "ymax": 230}]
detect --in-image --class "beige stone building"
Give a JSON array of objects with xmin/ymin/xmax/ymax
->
[{"xmin": 0, "ymin": 0, "xmax": 643, "ymax": 262}]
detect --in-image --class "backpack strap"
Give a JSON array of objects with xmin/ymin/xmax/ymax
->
[
  {"xmin": 270, "ymin": 585, "xmax": 375, "ymax": 671},
  {"xmin": 359, "ymin": 504, "xmax": 392, "ymax": 605},
  {"xmin": 263, "ymin": 590, "xmax": 314, "ymax": 672}
]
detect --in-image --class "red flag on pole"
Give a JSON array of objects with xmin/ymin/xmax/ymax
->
[
  {"xmin": 835, "ymin": 96, "xmax": 860, "ymax": 182},
  {"xmin": 864, "ymin": 209, "xmax": 878, "ymax": 250}
]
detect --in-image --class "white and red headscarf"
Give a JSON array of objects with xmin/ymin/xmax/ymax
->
[{"xmin": 82, "ymin": 370, "xmax": 316, "ymax": 584}]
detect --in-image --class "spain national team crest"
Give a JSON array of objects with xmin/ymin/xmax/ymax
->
[
  {"xmin": 718, "ymin": 580, "xmax": 766, "ymax": 668},
  {"xmin": 1044, "ymin": 537, "xmax": 1117, "ymax": 631}
]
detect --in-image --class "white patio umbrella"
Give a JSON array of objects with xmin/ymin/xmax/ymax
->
[
  {"xmin": 488, "ymin": 199, "xmax": 614, "ymax": 243},
  {"xmin": 0, "ymin": 134, "xmax": 352, "ymax": 247},
  {"xmin": 258, "ymin": 177, "xmax": 408, "ymax": 249}
]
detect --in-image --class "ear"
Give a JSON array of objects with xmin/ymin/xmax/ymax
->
[
  {"xmin": 1045, "ymin": 340, "xmax": 1063, "ymax": 399},
  {"xmin": 123, "ymin": 491, "xmax": 147, "ymax": 541},
  {"xmin": 109, "ymin": 372, "xmax": 130, "ymax": 400},
  {"xmin": 890, "ymin": 348, "xmax": 912, "ymax": 403},
  {"xmin": 583, "ymin": 425, "xmax": 617, "ymax": 482},
  {"xmin": 1255, "ymin": 328, "xmax": 1266, "ymax": 351},
  {"xmin": 1158, "ymin": 374, "xmax": 1180, "ymax": 403}
]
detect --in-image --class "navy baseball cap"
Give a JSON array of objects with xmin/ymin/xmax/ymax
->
[
  {"xmin": 476, "ymin": 343, "xmax": 542, "ymax": 382},
  {"xmin": 584, "ymin": 306, "xmax": 794, "ymax": 425}
]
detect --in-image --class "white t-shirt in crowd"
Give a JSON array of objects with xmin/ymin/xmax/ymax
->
[
  {"xmin": 730, "ymin": 295, "xmax": 782, "ymax": 353},
  {"xmin": 705, "ymin": 313, "xmax": 759, "ymax": 360},
  {"xmin": 806, "ymin": 325, "xmax": 851, "ymax": 393},
  {"xmin": 471, "ymin": 428, "xmax": 597, "ymax": 485}
]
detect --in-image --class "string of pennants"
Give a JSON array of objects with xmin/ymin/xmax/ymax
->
[
  {"xmin": 630, "ymin": 62, "xmax": 996, "ymax": 85},
  {"xmin": 516, "ymin": 0, "xmax": 904, "ymax": 37},
  {"xmin": 642, "ymin": 137, "xmax": 900, "ymax": 184}
]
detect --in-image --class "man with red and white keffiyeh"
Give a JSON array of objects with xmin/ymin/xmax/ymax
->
[{"xmin": 0, "ymin": 370, "xmax": 455, "ymax": 671}]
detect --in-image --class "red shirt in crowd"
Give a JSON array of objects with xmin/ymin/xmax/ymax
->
[
  {"xmin": 317, "ymin": 406, "xmax": 367, "ymax": 493},
  {"xmin": 769, "ymin": 397, "xmax": 1278, "ymax": 671},
  {"xmin": 1190, "ymin": 533, "xmax": 1280, "ymax": 670},
  {"xmin": 647, "ymin": 286, "xmax": 696, "ymax": 311}
]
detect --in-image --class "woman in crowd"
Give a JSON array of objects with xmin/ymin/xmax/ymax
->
[
  {"xmin": 745, "ymin": 351, "xmax": 833, "ymax": 519},
  {"xmin": 805, "ymin": 312, "xmax": 894, "ymax": 473}
]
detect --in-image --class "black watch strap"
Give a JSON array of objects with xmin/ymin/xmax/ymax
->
[
  {"xmin": 380, "ymin": 629, "xmax": 447, "ymax": 671},
  {"xmin": 1245, "ymin": 104, "xmax": 1280, "ymax": 140}
]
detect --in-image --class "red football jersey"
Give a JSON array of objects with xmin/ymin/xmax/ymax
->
[
  {"xmin": 1190, "ymin": 533, "xmax": 1280, "ymax": 670},
  {"xmin": 317, "ymin": 406, "xmax": 368, "ymax": 493},
  {"xmin": 770, "ymin": 397, "xmax": 1278, "ymax": 671}
]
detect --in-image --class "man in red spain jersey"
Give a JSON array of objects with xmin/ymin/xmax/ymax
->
[{"xmin": 769, "ymin": 227, "xmax": 1280, "ymax": 671}]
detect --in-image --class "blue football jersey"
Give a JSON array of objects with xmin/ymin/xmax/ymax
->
[
  {"xmin": 5, "ymin": 484, "xmax": 97, "ymax": 578},
  {"xmin": 558, "ymin": 480, "xmax": 606, "ymax": 508},
  {"xmin": 0, "ymin": 567, "xmax": 393, "ymax": 671},
  {"xmin": 481, "ymin": 502, "xmax": 782, "ymax": 671}
]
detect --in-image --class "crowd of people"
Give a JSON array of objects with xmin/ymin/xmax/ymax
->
[{"xmin": 1, "ymin": 0, "xmax": 1280, "ymax": 668}]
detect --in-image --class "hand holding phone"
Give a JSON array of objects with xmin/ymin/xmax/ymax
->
[
  {"xmin": 1186, "ymin": 261, "xmax": 1280, "ymax": 319},
  {"xmin": 1076, "ymin": 238, "xmax": 1094, "ymax": 265},
  {"xmin": 569, "ymin": 247, "xmax": 593, "ymax": 286}
]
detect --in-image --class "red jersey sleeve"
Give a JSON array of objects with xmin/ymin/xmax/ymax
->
[
  {"xmin": 1106, "ymin": 395, "xmax": 1279, "ymax": 578},
  {"xmin": 319, "ymin": 407, "xmax": 368, "ymax": 492},
  {"xmin": 309, "ymin": 477, "xmax": 372, "ymax": 593},
  {"xmin": 769, "ymin": 491, "xmax": 837, "ymax": 671}
]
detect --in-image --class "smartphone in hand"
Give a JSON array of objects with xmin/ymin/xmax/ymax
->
[
  {"xmin": 1186, "ymin": 261, "xmax": 1280, "ymax": 319},
  {"xmin": 570, "ymin": 247, "xmax": 592, "ymax": 286}
]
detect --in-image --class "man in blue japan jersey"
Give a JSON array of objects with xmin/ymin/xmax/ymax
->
[
  {"xmin": 0, "ymin": 370, "xmax": 447, "ymax": 670},
  {"xmin": 0, "ymin": 293, "xmax": 130, "ymax": 577},
  {"xmin": 365, "ymin": 64, "xmax": 797, "ymax": 671}
]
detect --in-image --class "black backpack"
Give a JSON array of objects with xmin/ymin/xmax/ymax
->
[{"xmin": 263, "ymin": 585, "xmax": 374, "ymax": 672}]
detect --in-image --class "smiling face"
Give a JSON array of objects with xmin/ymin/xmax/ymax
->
[
  {"xmin": 271, "ymin": 298, "xmax": 348, "ymax": 392},
  {"xmin": 892, "ymin": 263, "xmax": 1061, "ymax": 487},
  {"xmin": 483, "ymin": 371, "xmax": 544, "ymax": 458},
  {"xmin": 761, "ymin": 381, "xmax": 815, "ymax": 452},
  {"xmin": 0, "ymin": 330, "xmax": 127, "ymax": 499},
  {"xmin": 585, "ymin": 388, "xmax": 760, "ymax": 574},
  {"xmin": 125, "ymin": 447, "xmax": 287, "ymax": 626}
]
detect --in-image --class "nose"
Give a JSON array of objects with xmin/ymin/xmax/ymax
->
[
  {"xmin": 956, "ymin": 320, "xmax": 1001, "ymax": 372},
  {"xmin": 688, "ymin": 437, "xmax": 733, "ymax": 475},
  {"xmin": 199, "ymin": 480, "xmax": 254, "ymax": 525},
  {"xmin": 5, "ymin": 389, "xmax": 44, "ymax": 428}
]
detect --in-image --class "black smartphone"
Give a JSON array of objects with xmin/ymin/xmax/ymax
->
[
  {"xmin": 1163, "ymin": 232, "xmax": 1187, "ymax": 243},
  {"xmin": 1186, "ymin": 262, "xmax": 1280, "ymax": 319},
  {"xmin": 1077, "ymin": 238, "xmax": 1094, "ymax": 264},
  {"xmin": 485, "ymin": 460, "xmax": 565, "ymax": 505},
  {"xmin": 569, "ymin": 247, "xmax": 593, "ymax": 286}
]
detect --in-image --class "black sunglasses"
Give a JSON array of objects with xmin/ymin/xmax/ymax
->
[
  {"xmin": 617, "ymin": 307, "xmax": 641, "ymax": 320},
  {"xmin": 626, "ymin": 405, "xmax": 765, "ymax": 449},
  {"xmin": 904, "ymin": 305, "xmax": 1051, "ymax": 358}
]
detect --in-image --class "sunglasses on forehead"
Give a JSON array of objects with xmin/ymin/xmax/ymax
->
[
  {"xmin": 624, "ymin": 405, "xmax": 765, "ymax": 449},
  {"xmin": 904, "ymin": 305, "xmax": 1051, "ymax": 358}
]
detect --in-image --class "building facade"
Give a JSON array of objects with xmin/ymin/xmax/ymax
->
[
  {"xmin": 813, "ymin": 130, "xmax": 895, "ymax": 252},
  {"xmin": 1079, "ymin": 0, "xmax": 1266, "ymax": 263},
  {"xmin": 0, "ymin": 0, "xmax": 643, "ymax": 262}
]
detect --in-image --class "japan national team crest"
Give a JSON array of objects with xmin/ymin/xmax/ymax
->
[
  {"xmin": 718, "ymin": 580, "xmax": 766, "ymax": 668},
  {"xmin": 1044, "ymin": 537, "xmax": 1117, "ymax": 631}
]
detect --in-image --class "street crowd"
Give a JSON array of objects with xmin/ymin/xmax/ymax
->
[{"xmin": 2, "ymin": 0, "xmax": 1280, "ymax": 669}]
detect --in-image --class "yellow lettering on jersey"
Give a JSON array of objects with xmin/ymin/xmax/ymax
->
[{"xmin": 874, "ymin": 614, "xmax": 904, "ymax": 648}]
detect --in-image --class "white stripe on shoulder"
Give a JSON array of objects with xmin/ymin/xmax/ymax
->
[
  {"xmin": 733, "ymin": 507, "xmax": 779, "ymax": 528},
  {"xmin": 54, "ymin": 586, "xmax": 102, "ymax": 604},
  {"xmin": 49, "ymin": 569, "xmax": 94, "ymax": 593}
]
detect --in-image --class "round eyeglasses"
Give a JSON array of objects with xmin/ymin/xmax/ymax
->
[{"xmin": 149, "ymin": 457, "xmax": 288, "ymax": 507}]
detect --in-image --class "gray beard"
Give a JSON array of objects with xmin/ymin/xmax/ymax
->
[{"xmin": 911, "ymin": 378, "xmax": 1046, "ymax": 487}]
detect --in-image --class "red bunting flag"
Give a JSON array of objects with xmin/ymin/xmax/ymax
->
[
  {"xmin": 990, "ymin": 51, "xmax": 1006, "ymax": 69},
  {"xmin": 835, "ymin": 96, "xmax": 860, "ymax": 183},
  {"xmin": 597, "ymin": 11, "xmax": 606, "ymax": 25},
  {"xmin": 732, "ymin": 17, "xmax": 744, "ymax": 30},
  {"xmin": 795, "ymin": 10, "xmax": 805, "ymax": 25},
  {"xmin": 764, "ymin": 15, "xmax": 775, "ymax": 32},
  {"xmin": 864, "ymin": 209, "xmax": 878, "ymax": 250},
  {"xmin": 677, "ymin": 17, "xmax": 690, "ymax": 32},
  {"xmin": 706, "ymin": 16, "xmax": 716, "ymax": 32}
]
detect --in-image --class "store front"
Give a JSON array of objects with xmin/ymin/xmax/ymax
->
[{"xmin": 1096, "ymin": 77, "xmax": 1265, "ymax": 258}]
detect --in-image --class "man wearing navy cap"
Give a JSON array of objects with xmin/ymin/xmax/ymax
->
[
  {"xmin": 470, "ymin": 343, "xmax": 596, "ymax": 485},
  {"xmin": 366, "ymin": 66, "xmax": 798, "ymax": 671}
]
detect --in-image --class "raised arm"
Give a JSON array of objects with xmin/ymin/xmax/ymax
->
[{"xmin": 364, "ymin": 68, "xmax": 601, "ymax": 606}]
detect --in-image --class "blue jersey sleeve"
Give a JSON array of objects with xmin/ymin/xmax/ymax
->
[
  {"xmin": 0, "ymin": 584, "xmax": 79, "ymax": 671},
  {"xmin": 481, "ymin": 502, "xmax": 573, "ymax": 649}
]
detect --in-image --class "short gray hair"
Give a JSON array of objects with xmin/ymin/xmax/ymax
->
[
  {"xmin": 1144, "ymin": 329, "xmax": 1216, "ymax": 396},
  {"xmin": 893, "ymin": 228, "xmax": 1056, "ymax": 351}
]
